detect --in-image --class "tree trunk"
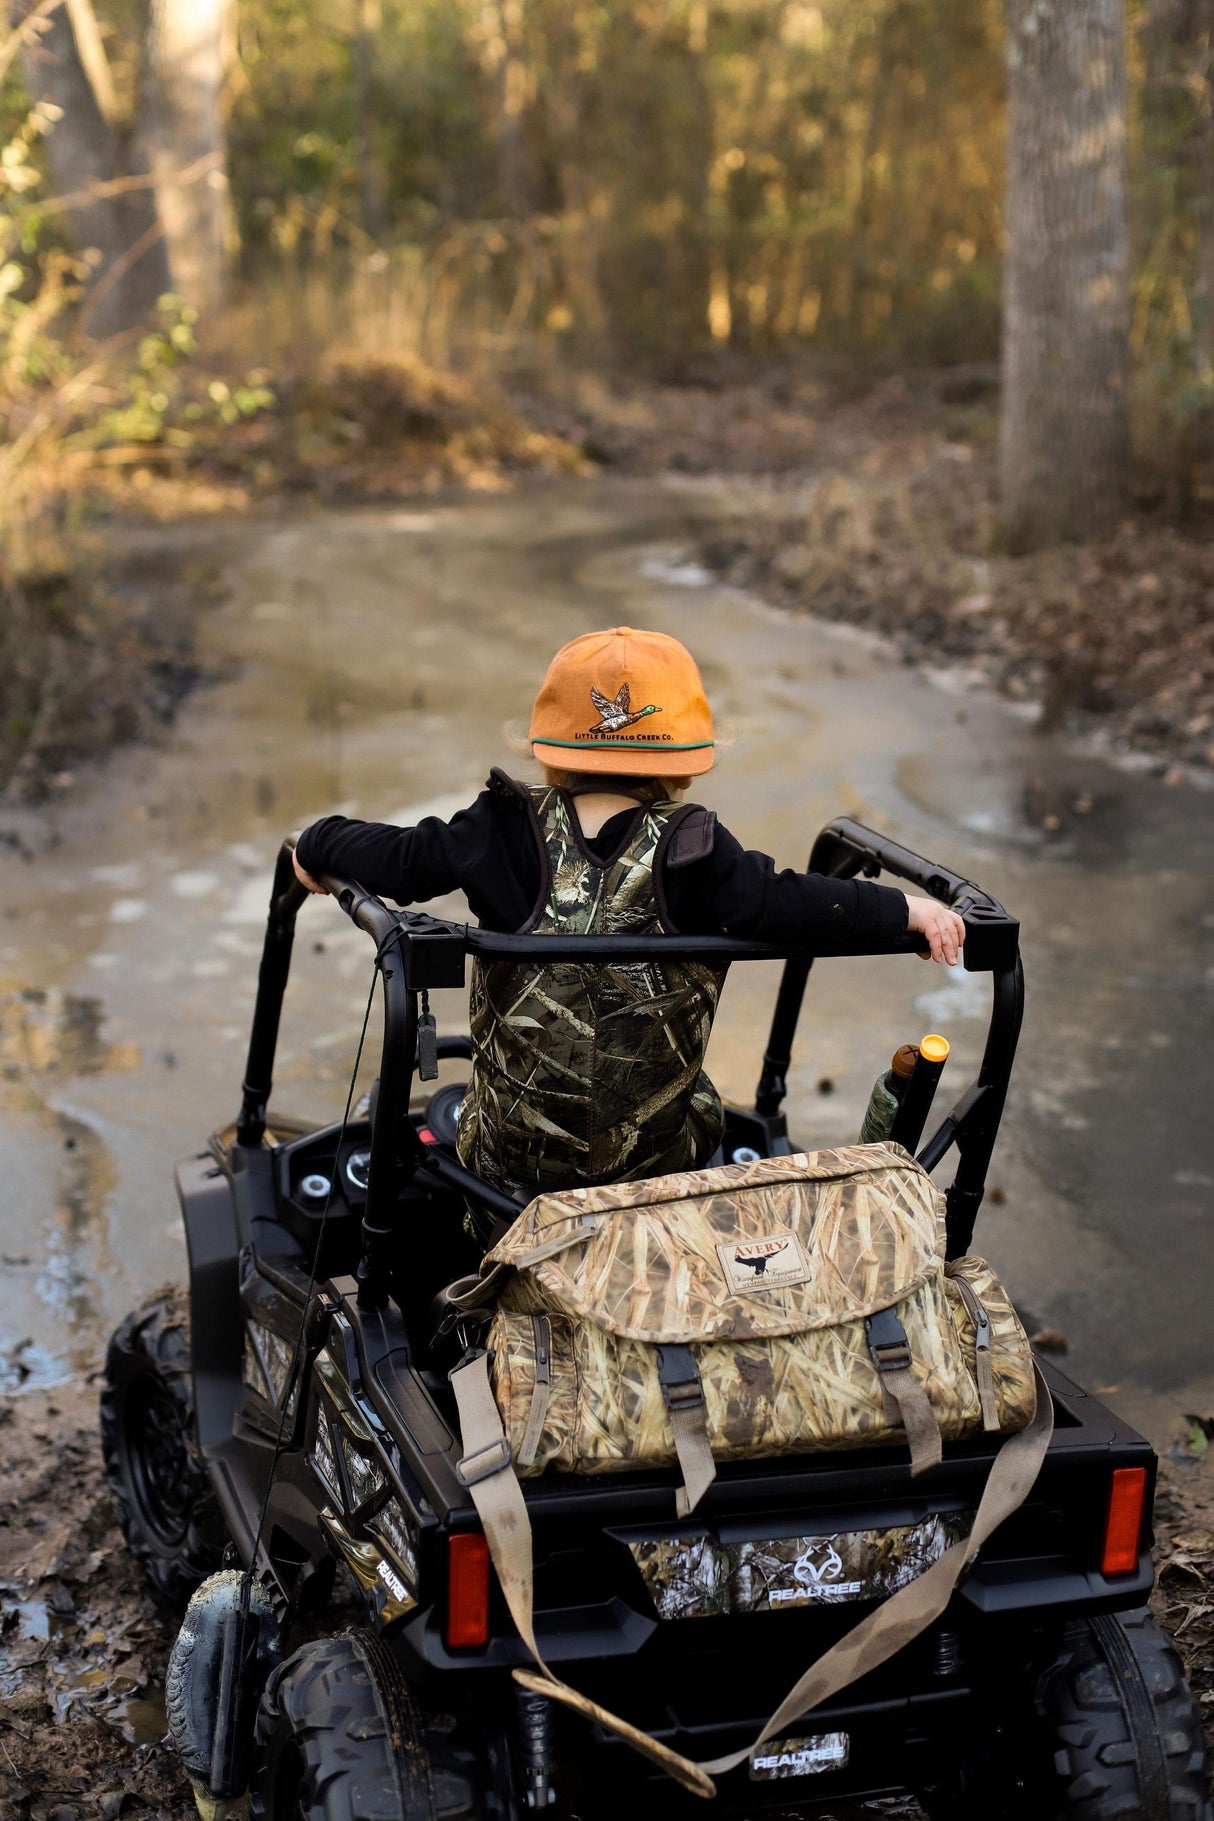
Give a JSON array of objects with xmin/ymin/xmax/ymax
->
[
  {"xmin": 15, "ymin": 0, "xmax": 169, "ymax": 339},
  {"xmin": 1000, "ymin": 0, "xmax": 1131, "ymax": 549},
  {"xmin": 481, "ymin": 0, "xmax": 533, "ymax": 216},
  {"xmin": 353, "ymin": 0, "xmax": 387, "ymax": 240},
  {"xmin": 140, "ymin": 0, "xmax": 232, "ymax": 318}
]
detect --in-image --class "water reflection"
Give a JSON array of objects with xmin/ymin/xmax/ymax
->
[
  {"xmin": 0, "ymin": 988, "xmax": 134, "ymax": 1387},
  {"xmin": 0, "ymin": 987, "xmax": 141, "ymax": 1085}
]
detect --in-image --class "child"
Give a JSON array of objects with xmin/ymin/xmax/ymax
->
[{"xmin": 294, "ymin": 626, "xmax": 963, "ymax": 1197}]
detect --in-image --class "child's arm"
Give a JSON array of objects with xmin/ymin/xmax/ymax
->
[
  {"xmin": 293, "ymin": 806, "xmax": 488, "ymax": 906},
  {"xmin": 666, "ymin": 824, "xmax": 964, "ymax": 964},
  {"xmin": 290, "ymin": 788, "xmax": 537, "ymax": 934}
]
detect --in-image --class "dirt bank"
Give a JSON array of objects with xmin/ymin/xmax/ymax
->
[
  {"xmin": 1, "ymin": 1378, "xmax": 1210, "ymax": 1820},
  {"xmin": 0, "ymin": 545, "xmax": 219, "ymax": 810}
]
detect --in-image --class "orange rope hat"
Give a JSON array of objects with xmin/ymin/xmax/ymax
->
[{"xmin": 529, "ymin": 627, "xmax": 715, "ymax": 777}]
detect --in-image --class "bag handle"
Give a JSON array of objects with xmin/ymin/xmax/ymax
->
[{"xmin": 450, "ymin": 1354, "xmax": 1054, "ymax": 1799}]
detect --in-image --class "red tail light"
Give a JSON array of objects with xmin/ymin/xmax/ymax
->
[
  {"xmin": 1101, "ymin": 1467, "xmax": 1148, "ymax": 1576},
  {"xmin": 446, "ymin": 1532, "xmax": 490, "ymax": 1647}
]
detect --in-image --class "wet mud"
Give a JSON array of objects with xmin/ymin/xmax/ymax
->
[
  {"xmin": 0, "ymin": 478, "xmax": 1210, "ymax": 1814},
  {"xmin": 0, "ymin": 1381, "xmax": 196, "ymax": 1820}
]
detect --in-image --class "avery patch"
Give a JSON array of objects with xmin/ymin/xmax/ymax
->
[
  {"xmin": 716, "ymin": 1230, "xmax": 810, "ymax": 1295},
  {"xmin": 750, "ymin": 1732, "xmax": 849, "ymax": 1780}
]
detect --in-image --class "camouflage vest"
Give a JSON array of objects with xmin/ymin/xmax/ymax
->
[{"xmin": 456, "ymin": 772, "xmax": 726, "ymax": 1197}]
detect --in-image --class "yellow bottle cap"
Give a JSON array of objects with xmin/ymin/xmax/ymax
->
[{"xmin": 919, "ymin": 1033, "xmax": 950, "ymax": 1063}]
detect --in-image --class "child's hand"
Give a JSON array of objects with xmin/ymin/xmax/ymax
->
[
  {"xmin": 292, "ymin": 849, "xmax": 328, "ymax": 894},
  {"xmin": 903, "ymin": 895, "xmax": 965, "ymax": 965}
]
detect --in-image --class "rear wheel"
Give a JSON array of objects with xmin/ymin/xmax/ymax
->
[
  {"xmin": 100, "ymin": 1287, "xmax": 225, "ymax": 1605},
  {"xmin": 250, "ymin": 1633, "xmax": 489, "ymax": 1821},
  {"xmin": 1036, "ymin": 1608, "xmax": 1211, "ymax": 1820},
  {"xmin": 923, "ymin": 1609, "xmax": 1211, "ymax": 1821}
]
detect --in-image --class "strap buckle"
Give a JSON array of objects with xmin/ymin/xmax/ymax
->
[
  {"xmin": 658, "ymin": 1344, "xmax": 705, "ymax": 1411},
  {"xmin": 866, "ymin": 1307, "xmax": 912, "ymax": 1374},
  {"xmin": 457, "ymin": 1436, "xmax": 513, "ymax": 1486}
]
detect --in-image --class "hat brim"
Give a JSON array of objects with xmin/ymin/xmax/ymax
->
[{"xmin": 530, "ymin": 740, "xmax": 715, "ymax": 778}]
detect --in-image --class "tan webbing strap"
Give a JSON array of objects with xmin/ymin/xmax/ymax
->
[
  {"xmin": 517, "ymin": 1316, "xmax": 553, "ymax": 1470},
  {"xmin": 698, "ymin": 1361, "xmax": 1054, "ymax": 1776},
  {"xmin": 880, "ymin": 1366, "xmax": 943, "ymax": 1476},
  {"xmin": 453, "ymin": 1353, "xmax": 1052, "ymax": 1801},
  {"xmin": 448, "ymin": 1221, "xmax": 598, "ymax": 1315},
  {"xmin": 510, "ymin": 1217, "xmax": 598, "ymax": 1271},
  {"xmin": 865, "ymin": 1307, "xmax": 942, "ymax": 1476},
  {"xmin": 973, "ymin": 1348, "xmax": 1000, "ymax": 1434},
  {"xmin": 658, "ymin": 1344, "xmax": 717, "ymax": 1518},
  {"xmin": 669, "ymin": 1401, "xmax": 716, "ymax": 1519},
  {"xmin": 449, "ymin": 1353, "xmax": 716, "ymax": 1800}
]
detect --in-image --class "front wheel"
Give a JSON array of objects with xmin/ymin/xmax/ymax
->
[
  {"xmin": 99, "ymin": 1287, "xmax": 225, "ymax": 1605},
  {"xmin": 250, "ymin": 1633, "xmax": 488, "ymax": 1821}
]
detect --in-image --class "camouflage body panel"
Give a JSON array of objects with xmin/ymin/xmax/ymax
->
[
  {"xmin": 480, "ymin": 1145, "xmax": 1037, "ymax": 1479},
  {"xmin": 626, "ymin": 1513, "xmax": 972, "ymax": 1620},
  {"xmin": 456, "ymin": 782, "xmax": 724, "ymax": 1195}
]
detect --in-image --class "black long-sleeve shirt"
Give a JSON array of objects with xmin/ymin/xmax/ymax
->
[{"xmin": 296, "ymin": 783, "xmax": 908, "ymax": 944}]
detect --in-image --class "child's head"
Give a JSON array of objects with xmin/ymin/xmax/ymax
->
[{"xmin": 529, "ymin": 627, "xmax": 713, "ymax": 781}]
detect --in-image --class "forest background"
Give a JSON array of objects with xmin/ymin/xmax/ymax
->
[{"xmin": 1, "ymin": 0, "xmax": 1213, "ymax": 791}]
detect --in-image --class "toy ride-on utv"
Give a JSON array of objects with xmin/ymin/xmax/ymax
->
[{"xmin": 100, "ymin": 818, "xmax": 1210, "ymax": 1820}]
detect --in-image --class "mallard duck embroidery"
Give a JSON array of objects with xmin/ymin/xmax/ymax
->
[{"xmin": 588, "ymin": 683, "xmax": 662, "ymax": 734}]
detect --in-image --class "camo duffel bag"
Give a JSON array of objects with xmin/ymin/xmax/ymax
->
[
  {"xmin": 449, "ymin": 1143, "xmax": 1055, "ymax": 1799},
  {"xmin": 448, "ymin": 1142, "xmax": 1052, "ymax": 1799},
  {"xmin": 451, "ymin": 1141, "xmax": 1036, "ymax": 1515}
]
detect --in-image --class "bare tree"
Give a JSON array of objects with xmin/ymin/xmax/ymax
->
[
  {"xmin": 1000, "ymin": 0, "xmax": 1131, "ymax": 549},
  {"xmin": 140, "ymin": 0, "xmax": 232, "ymax": 317},
  {"xmin": 14, "ymin": 0, "xmax": 170, "ymax": 338}
]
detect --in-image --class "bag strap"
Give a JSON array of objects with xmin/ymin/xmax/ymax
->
[
  {"xmin": 449, "ymin": 1351, "xmax": 717, "ymax": 1799},
  {"xmin": 866, "ymin": 1308, "xmax": 943, "ymax": 1475},
  {"xmin": 451, "ymin": 1352, "xmax": 1054, "ymax": 1800},
  {"xmin": 698, "ymin": 1359, "xmax": 1053, "ymax": 1775},
  {"xmin": 657, "ymin": 1344, "xmax": 716, "ymax": 1517}
]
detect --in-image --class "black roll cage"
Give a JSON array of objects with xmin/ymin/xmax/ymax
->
[{"xmin": 235, "ymin": 818, "xmax": 1022, "ymax": 1308}]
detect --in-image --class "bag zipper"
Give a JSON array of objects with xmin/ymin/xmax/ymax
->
[{"xmin": 949, "ymin": 1271, "xmax": 1000, "ymax": 1432}]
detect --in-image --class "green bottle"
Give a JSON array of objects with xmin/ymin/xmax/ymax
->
[{"xmin": 858, "ymin": 1044, "xmax": 918, "ymax": 1145}]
